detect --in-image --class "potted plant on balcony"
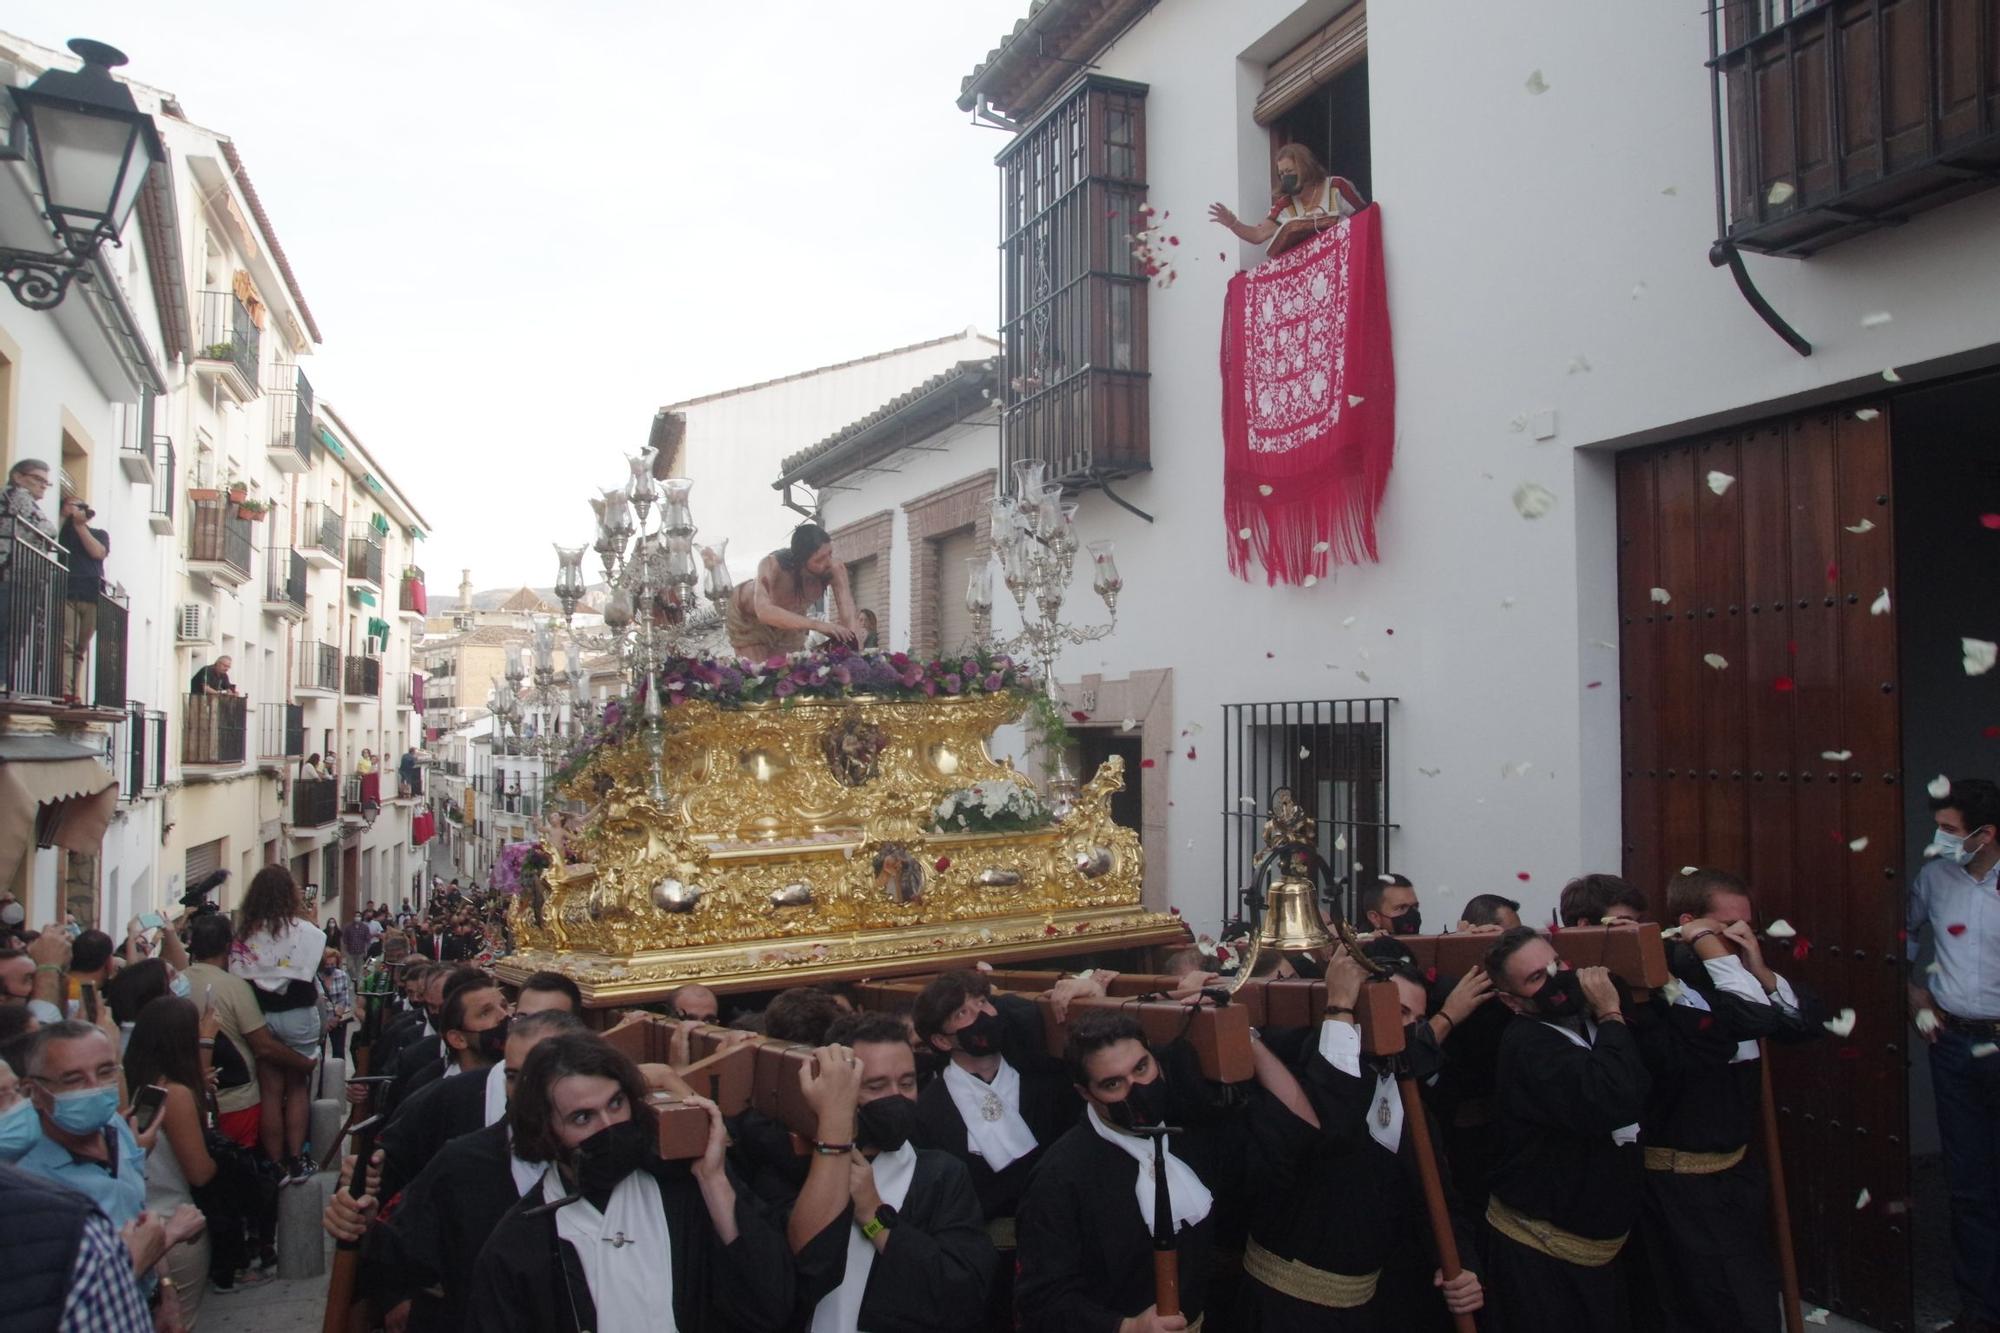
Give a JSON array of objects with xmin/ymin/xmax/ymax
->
[
  {"xmin": 187, "ymin": 484, "xmax": 220, "ymax": 501},
  {"xmin": 236, "ymin": 497, "xmax": 269, "ymax": 521},
  {"xmin": 226, "ymin": 481, "xmax": 249, "ymax": 503}
]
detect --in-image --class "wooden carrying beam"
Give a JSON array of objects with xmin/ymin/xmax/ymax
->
[
  {"xmin": 602, "ymin": 1016, "xmax": 822, "ymax": 1161},
  {"xmin": 1399, "ymin": 924, "xmax": 1671, "ymax": 994}
]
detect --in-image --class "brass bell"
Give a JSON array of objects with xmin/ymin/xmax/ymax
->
[{"xmin": 1260, "ymin": 869, "xmax": 1336, "ymax": 954}]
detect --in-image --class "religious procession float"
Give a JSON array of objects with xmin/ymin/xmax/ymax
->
[{"xmin": 491, "ymin": 454, "xmax": 1183, "ymax": 1006}]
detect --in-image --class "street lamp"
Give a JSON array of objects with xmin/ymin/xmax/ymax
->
[{"xmin": 1, "ymin": 39, "xmax": 164, "ymax": 310}]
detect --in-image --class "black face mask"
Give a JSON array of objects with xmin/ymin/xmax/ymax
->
[
  {"xmin": 954, "ymin": 1010, "xmax": 1006, "ymax": 1058},
  {"xmin": 473, "ymin": 1016, "xmax": 511, "ymax": 1063},
  {"xmin": 1398, "ymin": 1021, "xmax": 1445, "ymax": 1083},
  {"xmin": 1278, "ymin": 171, "xmax": 1301, "ymax": 195},
  {"xmin": 573, "ymin": 1118, "xmax": 655, "ymax": 1205},
  {"xmin": 1523, "ymin": 969, "xmax": 1584, "ymax": 1018},
  {"xmin": 1106, "ymin": 1073, "xmax": 1169, "ymax": 1131},
  {"xmin": 856, "ymin": 1094, "xmax": 918, "ymax": 1153},
  {"xmin": 1389, "ymin": 907, "xmax": 1424, "ymax": 937}
]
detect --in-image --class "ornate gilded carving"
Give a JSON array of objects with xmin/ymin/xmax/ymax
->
[{"xmin": 503, "ymin": 693, "xmax": 1155, "ymax": 992}]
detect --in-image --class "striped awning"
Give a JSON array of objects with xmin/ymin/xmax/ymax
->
[
  {"xmin": 350, "ymin": 589, "xmax": 377, "ymax": 606},
  {"xmin": 0, "ymin": 738, "xmax": 118, "ymax": 890},
  {"xmin": 318, "ymin": 427, "xmax": 345, "ymax": 458}
]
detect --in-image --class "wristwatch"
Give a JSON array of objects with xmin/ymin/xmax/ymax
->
[{"xmin": 861, "ymin": 1203, "xmax": 898, "ymax": 1240}]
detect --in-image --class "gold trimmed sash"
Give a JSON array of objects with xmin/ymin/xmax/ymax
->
[
  {"xmin": 1484, "ymin": 1196, "xmax": 1626, "ymax": 1268},
  {"xmin": 1243, "ymin": 1237, "xmax": 1380, "ymax": 1309},
  {"xmin": 1642, "ymin": 1144, "xmax": 1746, "ymax": 1176}
]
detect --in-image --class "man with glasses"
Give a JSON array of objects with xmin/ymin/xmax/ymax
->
[
  {"xmin": 1, "ymin": 459, "xmax": 58, "ymax": 695},
  {"xmin": 16, "ymin": 1021, "xmax": 205, "ymax": 1281}
]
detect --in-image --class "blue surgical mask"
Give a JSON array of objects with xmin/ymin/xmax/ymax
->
[
  {"xmin": 0, "ymin": 1098, "xmax": 40, "ymax": 1160},
  {"xmin": 169, "ymin": 973, "xmax": 192, "ymax": 999},
  {"xmin": 45, "ymin": 1086, "xmax": 119, "ymax": 1135},
  {"xmin": 1930, "ymin": 828, "xmax": 1990, "ymax": 868}
]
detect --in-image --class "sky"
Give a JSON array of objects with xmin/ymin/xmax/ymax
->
[{"xmin": 14, "ymin": 0, "xmax": 1027, "ymax": 588}]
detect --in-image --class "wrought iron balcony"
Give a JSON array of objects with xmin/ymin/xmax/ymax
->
[
  {"xmin": 343, "ymin": 654, "xmax": 381, "ymax": 699},
  {"xmin": 147, "ymin": 436, "xmax": 175, "ymax": 535},
  {"xmin": 193, "ymin": 290, "xmax": 262, "ymax": 401},
  {"xmin": 182, "ymin": 693, "xmax": 248, "ymax": 767},
  {"xmin": 346, "ymin": 529, "xmax": 385, "ymax": 589},
  {"xmin": 258, "ymin": 701, "xmax": 304, "ymax": 760},
  {"xmin": 301, "ymin": 502, "xmax": 343, "ymax": 571},
  {"xmin": 263, "ymin": 548, "xmax": 307, "ymax": 619},
  {"xmin": 114, "ymin": 704, "xmax": 166, "ymax": 802},
  {"xmin": 291, "ymin": 776, "xmax": 338, "ymax": 828},
  {"xmin": 0, "ymin": 519, "xmax": 65, "ymax": 706},
  {"xmin": 297, "ymin": 639, "xmax": 339, "ymax": 694},
  {"xmin": 267, "ymin": 363, "xmax": 315, "ymax": 473},
  {"xmin": 397, "ymin": 570, "xmax": 427, "ymax": 619},
  {"xmin": 187, "ymin": 497, "xmax": 254, "ymax": 587},
  {"xmin": 91, "ymin": 590, "xmax": 128, "ymax": 712}
]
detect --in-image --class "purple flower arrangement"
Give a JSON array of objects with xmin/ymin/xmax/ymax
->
[
  {"xmin": 492, "ymin": 839, "xmax": 553, "ymax": 896},
  {"xmin": 654, "ymin": 643, "xmax": 1031, "ymax": 709}
]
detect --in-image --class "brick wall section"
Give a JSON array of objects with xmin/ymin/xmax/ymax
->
[
  {"xmin": 904, "ymin": 470, "xmax": 997, "ymax": 660},
  {"xmin": 829, "ymin": 511, "xmax": 893, "ymax": 644}
]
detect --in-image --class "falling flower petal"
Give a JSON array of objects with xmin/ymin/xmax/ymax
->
[
  {"xmin": 1765, "ymin": 919, "xmax": 1797, "ymax": 939},
  {"xmin": 1298, "ymin": 746, "xmax": 1311, "ymax": 759},
  {"xmin": 1303, "ymin": 575, "xmax": 1319, "ymax": 587},
  {"xmin": 1238, "ymin": 796, "xmax": 1259, "ymax": 809},
  {"xmin": 1948, "ymin": 923, "xmax": 1969, "ymax": 937},
  {"xmin": 1855, "ymin": 1188, "xmax": 1871, "ymax": 1210},
  {"xmin": 934, "ymin": 856, "xmax": 952, "ymax": 872},
  {"xmin": 1659, "ymin": 977, "xmax": 1686, "ymax": 1004},
  {"xmin": 1930, "ymin": 774, "xmax": 1953, "ymax": 799},
  {"xmin": 1505, "ymin": 761, "xmax": 1535, "ymax": 779},
  {"xmin": 1704, "ymin": 653, "xmax": 1729, "ymax": 670},
  {"xmin": 1348, "ymin": 394, "xmax": 1365, "ymax": 408},
  {"xmin": 1966, "ymin": 639, "xmax": 1998, "ymax": 676},
  {"xmin": 1805, "ymin": 1308, "xmax": 1829, "ymax": 1326},
  {"xmin": 1767, "ymin": 181, "xmax": 1797, "ymax": 205},
  {"xmin": 1237, "ymin": 526, "xmax": 1252, "ymax": 540},
  {"xmin": 1706, "ymin": 471, "xmax": 1735, "ymax": 496},
  {"xmin": 1258, "ymin": 484, "xmax": 1273, "ymax": 497},
  {"xmin": 1849, "ymin": 836, "xmax": 1870, "ymax": 852},
  {"xmin": 1546, "ymin": 960, "xmax": 1561, "ymax": 977},
  {"xmin": 1312, "ymin": 540, "xmax": 1331, "ymax": 554},
  {"xmin": 1870, "ymin": 587, "xmax": 1891, "ymax": 616},
  {"xmin": 1417, "ymin": 765, "xmax": 1441, "ymax": 778},
  {"xmin": 1355, "ymin": 670, "xmax": 1371, "ymax": 683},
  {"xmin": 1681, "ymin": 866, "xmax": 1700, "ymax": 876},
  {"xmin": 1568, "ymin": 355, "xmax": 1592, "ymax": 375},
  {"xmin": 1823, "ymin": 749, "xmax": 1853, "ymax": 761},
  {"xmin": 1586, "ymin": 680, "xmax": 1603, "ymax": 690},
  {"xmin": 1917, "ymin": 1009, "xmax": 1940, "ymax": 1035},
  {"xmin": 1525, "ymin": 69, "xmax": 1549, "ymax": 94},
  {"xmin": 1341, "ymin": 615, "xmax": 1357, "ymax": 628},
  {"xmin": 1632, "ymin": 281, "xmax": 1650, "ymax": 298},
  {"xmin": 1186, "ymin": 746, "xmax": 1197, "ymax": 761},
  {"xmin": 1070, "ymin": 710, "xmax": 1091, "ymax": 722},
  {"xmin": 1517, "ymin": 872, "xmax": 1532, "ymax": 882},
  {"xmin": 1140, "ymin": 758, "xmax": 1155, "ymax": 769},
  {"xmin": 1334, "ymin": 834, "xmax": 1349, "ymax": 852},
  {"xmin": 1861, "ymin": 311, "xmax": 1893, "ymax": 329},
  {"xmin": 1773, "ymin": 676, "xmax": 1795, "ymax": 693},
  {"xmin": 1650, "ymin": 587, "xmax": 1672, "ymax": 604},
  {"xmin": 1822, "ymin": 1007, "xmax": 1858, "ymax": 1038},
  {"xmin": 1512, "ymin": 482, "xmax": 1558, "ymax": 519},
  {"xmin": 1845, "ymin": 519, "xmax": 1876, "ymax": 534},
  {"xmin": 1660, "ymin": 926, "xmax": 1684, "ymax": 940},
  {"xmin": 1975, "ymin": 1043, "xmax": 1999, "ymax": 1058},
  {"xmin": 1882, "ymin": 367, "xmax": 1902, "ymax": 382},
  {"xmin": 1854, "ymin": 408, "xmax": 1880, "ymax": 421},
  {"xmin": 1120, "ymin": 717, "xmax": 1137, "ymax": 732},
  {"xmin": 1792, "ymin": 938, "xmax": 1813, "ymax": 961},
  {"xmin": 1980, "ymin": 514, "xmax": 2000, "ymax": 530}
]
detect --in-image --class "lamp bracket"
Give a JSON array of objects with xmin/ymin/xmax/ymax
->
[{"xmin": 0, "ymin": 246, "xmax": 87, "ymax": 310}]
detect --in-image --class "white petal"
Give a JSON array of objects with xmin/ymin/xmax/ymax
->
[
  {"xmin": 1706, "ymin": 471, "xmax": 1735, "ymax": 496},
  {"xmin": 1650, "ymin": 587, "xmax": 1672, "ymax": 604},
  {"xmin": 1855, "ymin": 1188, "xmax": 1871, "ymax": 1211},
  {"xmin": 1298, "ymin": 746, "xmax": 1311, "ymax": 759},
  {"xmin": 1348, "ymin": 394, "xmax": 1365, "ymax": 408},
  {"xmin": 1965, "ymin": 638, "xmax": 1998, "ymax": 677},
  {"xmin": 1355, "ymin": 670, "xmax": 1371, "ymax": 683},
  {"xmin": 1567, "ymin": 355, "xmax": 1591, "ymax": 375},
  {"xmin": 1501, "ymin": 596, "xmax": 1517, "ymax": 609},
  {"xmin": 1659, "ymin": 186, "xmax": 1677, "ymax": 197},
  {"xmin": 1860, "ymin": 311, "xmax": 1893, "ymax": 329},
  {"xmin": 1824, "ymin": 1008, "xmax": 1857, "ymax": 1039},
  {"xmin": 1238, "ymin": 527, "xmax": 1252, "ymax": 540},
  {"xmin": 1917, "ymin": 1009, "xmax": 1940, "ymax": 1035},
  {"xmin": 1659, "ymin": 978, "xmax": 1686, "ymax": 1004},
  {"xmin": 1120, "ymin": 717, "xmax": 1137, "ymax": 732},
  {"xmin": 1257, "ymin": 484, "xmax": 1273, "ymax": 497},
  {"xmin": 1680, "ymin": 866, "xmax": 1700, "ymax": 876},
  {"xmin": 1632, "ymin": 281, "xmax": 1650, "ymax": 298},
  {"xmin": 1418, "ymin": 766, "xmax": 1441, "ymax": 777},
  {"xmin": 1849, "ymin": 836, "xmax": 1870, "ymax": 852},
  {"xmin": 1505, "ymin": 761, "xmax": 1535, "ymax": 779},
  {"xmin": 1238, "ymin": 796, "xmax": 1259, "ymax": 808},
  {"xmin": 1804, "ymin": 1309, "xmax": 1829, "ymax": 1326},
  {"xmin": 1822, "ymin": 750, "xmax": 1853, "ymax": 761},
  {"xmin": 1593, "ymin": 639, "xmax": 1620, "ymax": 650},
  {"xmin": 1844, "ymin": 519, "xmax": 1876, "ymax": 534},
  {"xmin": 1334, "ymin": 833, "xmax": 1348, "ymax": 852},
  {"xmin": 1765, "ymin": 918, "xmax": 1797, "ymax": 939},
  {"xmin": 1853, "ymin": 408, "xmax": 1880, "ymax": 422},
  {"xmin": 1882, "ymin": 367, "xmax": 1902, "ymax": 382},
  {"xmin": 1767, "ymin": 181, "xmax": 1797, "ymax": 205},
  {"xmin": 1312, "ymin": 541, "xmax": 1330, "ymax": 554},
  {"xmin": 1545, "ymin": 960, "xmax": 1561, "ymax": 977},
  {"xmin": 1660, "ymin": 926, "xmax": 1684, "ymax": 940},
  {"xmin": 1525, "ymin": 69, "xmax": 1549, "ymax": 95},
  {"xmin": 1512, "ymin": 482, "xmax": 1558, "ymax": 519},
  {"xmin": 1341, "ymin": 616, "xmax": 1357, "ymax": 628},
  {"xmin": 1703, "ymin": 653, "xmax": 1729, "ymax": 670},
  {"xmin": 1870, "ymin": 587, "xmax": 1891, "ymax": 616},
  {"xmin": 1974, "ymin": 1043, "xmax": 1999, "ymax": 1058},
  {"xmin": 1929, "ymin": 774, "xmax": 1953, "ymax": 799},
  {"xmin": 1303, "ymin": 575, "xmax": 1319, "ymax": 587}
]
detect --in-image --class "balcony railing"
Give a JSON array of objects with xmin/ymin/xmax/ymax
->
[
  {"xmin": 396, "ymin": 673, "xmax": 416, "ymax": 710},
  {"xmin": 187, "ymin": 497, "xmax": 254, "ymax": 582},
  {"xmin": 182, "ymin": 693, "xmax": 248, "ymax": 766},
  {"xmin": 267, "ymin": 363, "xmax": 315, "ymax": 472},
  {"xmin": 344, "ymin": 654, "xmax": 381, "ymax": 698},
  {"xmin": 1713, "ymin": 0, "xmax": 2000, "ymax": 256},
  {"xmin": 301, "ymin": 502, "xmax": 342, "ymax": 567},
  {"xmin": 398, "ymin": 571, "xmax": 428, "ymax": 617},
  {"xmin": 0, "ymin": 518, "xmax": 66, "ymax": 702},
  {"xmin": 91, "ymin": 590, "xmax": 128, "ymax": 711},
  {"xmin": 297, "ymin": 639, "xmax": 339, "ymax": 693},
  {"xmin": 343, "ymin": 771, "xmax": 382, "ymax": 815},
  {"xmin": 258, "ymin": 701, "xmax": 304, "ymax": 760},
  {"xmin": 147, "ymin": 436, "xmax": 175, "ymax": 535},
  {"xmin": 114, "ymin": 704, "xmax": 168, "ymax": 801},
  {"xmin": 291, "ymin": 776, "xmax": 337, "ymax": 827},
  {"xmin": 194, "ymin": 290, "xmax": 261, "ymax": 395},
  {"xmin": 346, "ymin": 530, "xmax": 385, "ymax": 587},
  {"xmin": 265, "ymin": 547, "xmax": 307, "ymax": 614}
]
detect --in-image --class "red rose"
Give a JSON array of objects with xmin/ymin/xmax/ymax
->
[{"xmin": 934, "ymin": 857, "xmax": 952, "ymax": 873}]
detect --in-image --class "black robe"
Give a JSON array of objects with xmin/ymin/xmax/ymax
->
[
  {"xmin": 1430, "ymin": 985, "xmax": 1511, "ymax": 1216},
  {"xmin": 465, "ymin": 1159, "xmax": 801, "ymax": 1333},
  {"xmin": 378, "ymin": 1063, "xmax": 492, "ymax": 1201},
  {"xmin": 366, "ymin": 1121, "xmax": 524, "ymax": 1333},
  {"xmin": 1631, "ymin": 945, "xmax": 1820, "ymax": 1333},
  {"xmin": 1244, "ymin": 1032, "xmax": 1481, "ymax": 1332},
  {"xmin": 1483, "ymin": 1014, "xmax": 1651, "ymax": 1333},
  {"xmin": 791, "ymin": 1147, "xmax": 998, "ymax": 1333},
  {"xmin": 381, "ymin": 1035, "xmax": 446, "ymax": 1118},
  {"xmin": 369, "ymin": 1008, "xmax": 425, "ymax": 1073}
]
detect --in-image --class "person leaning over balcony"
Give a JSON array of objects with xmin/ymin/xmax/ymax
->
[
  {"xmin": 190, "ymin": 655, "xmax": 236, "ymax": 695},
  {"xmin": 57, "ymin": 491, "xmax": 109, "ymax": 704},
  {"xmin": 1208, "ymin": 142, "xmax": 1367, "ymax": 258},
  {"xmin": 356, "ymin": 748, "xmax": 376, "ymax": 775},
  {"xmin": 302, "ymin": 752, "xmax": 325, "ymax": 780},
  {"xmin": 1, "ymin": 457, "xmax": 55, "ymax": 540},
  {"xmin": 715, "ymin": 521, "xmax": 861, "ymax": 660}
]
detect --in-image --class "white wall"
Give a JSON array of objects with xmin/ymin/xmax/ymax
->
[
  {"xmin": 675, "ymin": 331, "xmax": 995, "ymax": 573},
  {"xmin": 923, "ymin": 0, "xmax": 2000, "ymax": 931}
]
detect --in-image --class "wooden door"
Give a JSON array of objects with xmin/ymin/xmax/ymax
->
[{"xmin": 1617, "ymin": 404, "xmax": 1910, "ymax": 1329}]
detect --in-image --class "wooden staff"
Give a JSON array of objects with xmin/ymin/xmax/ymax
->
[
  {"xmin": 1146, "ymin": 1128, "xmax": 1181, "ymax": 1319},
  {"xmin": 1394, "ymin": 1072, "xmax": 1476, "ymax": 1333},
  {"xmin": 320, "ymin": 1112, "xmax": 384, "ymax": 1333},
  {"xmin": 1759, "ymin": 1041, "xmax": 1804, "ymax": 1333},
  {"xmin": 317, "ymin": 1075, "xmax": 392, "ymax": 1174}
]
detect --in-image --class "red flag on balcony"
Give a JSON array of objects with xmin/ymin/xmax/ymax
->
[
  {"xmin": 411, "ymin": 810, "xmax": 435, "ymax": 845},
  {"xmin": 1220, "ymin": 203, "xmax": 1394, "ymax": 585},
  {"xmin": 359, "ymin": 771, "xmax": 381, "ymax": 807}
]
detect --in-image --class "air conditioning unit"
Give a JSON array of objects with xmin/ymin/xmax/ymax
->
[{"xmin": 176, "ymin": 603, "xmax": 214, "ymax": 644}]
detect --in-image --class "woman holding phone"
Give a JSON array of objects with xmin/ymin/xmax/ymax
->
[{"xmin": 124, "ymin": 994, "xmax": 223, "ymax": 1321}]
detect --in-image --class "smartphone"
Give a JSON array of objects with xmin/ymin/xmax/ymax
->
[
  {"xmin": 131, "ymin": 1083, "xmax": 169, "ymax": 1135},
  {"xmin": 138, "ymin": 911, "xmax": 168, "ymax": 932},
  {"xmin": 202, "ymin": 983, "xmax": 214, "ymax": 1015},
  {"xmin": 81, "ymin": 982, "xmax": 99, "ymax": 1024}
]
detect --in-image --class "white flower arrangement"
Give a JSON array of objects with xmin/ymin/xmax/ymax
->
[{"xmin": 933, "ymin": 781, "xmax": 1052, "ymax": 834}]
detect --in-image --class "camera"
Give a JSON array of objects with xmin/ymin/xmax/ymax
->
[
  {"xmin": 181, "ymin": 868, "xmax": 229, "ymax": 914},
  {"xmin": 64, "ymin": 498, "xmax": 95, "ymax": 521}
]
